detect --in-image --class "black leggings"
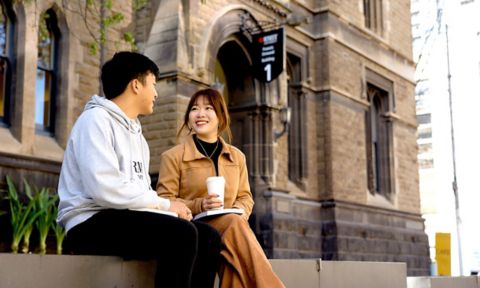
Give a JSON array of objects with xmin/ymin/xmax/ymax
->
[{"xmin": 65, "ymin": 209, "xmax": 221, "ymax": 288}]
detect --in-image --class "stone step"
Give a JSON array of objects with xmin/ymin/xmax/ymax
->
[{"xmin": 407, "ymin": 276, "xmax": 480, "ymax": 288}]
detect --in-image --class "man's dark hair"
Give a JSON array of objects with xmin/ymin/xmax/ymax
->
[{"xmin": 101, "ymin": 51, "xmax": 160, "ymax": 100}]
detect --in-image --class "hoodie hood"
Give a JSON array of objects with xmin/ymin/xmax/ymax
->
[{"xmin": 84, "ymin": 95, "xmax": 142, "ymax": 134}]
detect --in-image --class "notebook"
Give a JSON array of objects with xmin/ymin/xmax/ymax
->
[
  {"xmin": 130, "ymin": 208, "xmax": 178, "ymax": 217},
  {"xmin": 193, "ymin": 208, "xmax": 244, "ymax": 221}
]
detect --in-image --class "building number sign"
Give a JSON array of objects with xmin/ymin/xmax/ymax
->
[{"xmin": 252, "ymin": 28, "xmax": 284, "ymax": 83}]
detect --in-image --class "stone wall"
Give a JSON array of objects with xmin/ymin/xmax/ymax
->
[
  {"xmin": 321, "ymin": 200, "xmax": 430, "ymax": 276},
  {"xmin": 0, "ymin": 0, "xmax": 134, "ymax": 161}
]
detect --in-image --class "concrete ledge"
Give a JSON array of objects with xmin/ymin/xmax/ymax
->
[
  {"xmin": 320, "ymin": 261, "xmax": 407, "ymax": 288},
  {"xmin": 270, "ymin": 259, "xmax": 321, "ymax": 288},
  {"xmin": 0, "ymin": 254, "xmax": 156, "ymax": 288},
  {"xmin": 407, "ymin": 276, "xmax": 480, "ymax": 288},
  {"xmin": 0, "ymin": 254, "xmax": 409, "ymax": 288}
]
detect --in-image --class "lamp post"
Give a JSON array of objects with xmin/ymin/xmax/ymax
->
[
  {"xmin": 273, "ymin": 106, "xmax": 291, "ymax": 141},
  {"xmin": 445, "ymin": 23, "xmax": 463, "ymax": 276}
]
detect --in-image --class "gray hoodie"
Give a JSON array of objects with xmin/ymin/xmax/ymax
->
[{"xmin": 57, "ymin": 95, "xmax": 170, "ymax": 232}]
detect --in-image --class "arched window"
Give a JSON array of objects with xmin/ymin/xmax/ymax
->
[
  {"xmin": 35, "ymin": 9, "xmax": 59, "ymax": 135},
  {"xmin": 366, "ymin": 83, "xmax": 393, "ymax": 200},
  {"xmin": 0, "ymin": 1, "xmax": 14, "ymax": 126},
  {"xmin": 287, "ymin": 53, "xmax": 308, "ymax": 187}
]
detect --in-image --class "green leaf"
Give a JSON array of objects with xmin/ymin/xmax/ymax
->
[
  {"xmin": 51, "ymin": 198, "xmax": 65, "ymax": 254},
  {"xmin": 123, "ymin": 32, "xmax": 137, "ymax": 51},
  {"xmin": 133, "ymin": 0, "xmax": 148, "ymax": 10},
  {"xmin": 89, "ymin": 42, "xmax": 98, "ymax": 55},
  {"xmin": 105, "ymin": 0, "xmax": 113, "ymax": 10},
  {"xmin": 23, "ymin": 179, "xmax": 34, "ymax": 200},
  {"xmin": 6, "ymin": 176, "xmax": 21, "ymax": 225},
  {"xmin": 104, "ymin": 12, "xmax": 124, "ymax": 27},
  {"xmin": 38, "ymin": 11, "xmax": 51, "ymax": 42}
]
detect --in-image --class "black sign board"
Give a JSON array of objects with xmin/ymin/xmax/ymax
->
[{"xmin": 252, "ymin": 28, "xmax": 284, "ymax": 83}]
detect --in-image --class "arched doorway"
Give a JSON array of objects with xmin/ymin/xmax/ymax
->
[
  {"xmin": 215, "ymin": 38, "xmax": 255, "ymax": 157},
  {"xmin": 205, "ymin": 9, "xmax": 280, "ymax": 254},
  {"xmin": 214, "ymin": 35, "xmax": 274, "ymax": 188},
  {"xmin": 201, "ymin": 9, "xmax": 277, "ymax": 187},
  {"xmin": 214, "ymin": 35, "xmax": 277, "ymax": 252}
]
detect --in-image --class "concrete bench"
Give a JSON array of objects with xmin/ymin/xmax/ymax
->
[
  {"xmin": 407, "ymin": 276, "xmax": 480, "ymax": 288},
  {"xmin": 0, "ymin": 253, "xmax": 156, "ymax": 288},
  {"xmin": 0, "ymin": 254, "xmax": 408, "ymax": 288},
  {"xmin": 271, "ymin": 259, "xmax": 407, "ymax": 288}
]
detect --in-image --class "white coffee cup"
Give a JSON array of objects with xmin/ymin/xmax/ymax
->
[{"xmin": 206, "ymin": 176, "xmax": 225, "ymax": 210}]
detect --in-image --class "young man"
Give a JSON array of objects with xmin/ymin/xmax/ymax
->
[{"xmin": 57, "ymin": 52, "xmax": 220, "ymax": 288}]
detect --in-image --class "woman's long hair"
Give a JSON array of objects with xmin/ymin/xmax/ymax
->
[{"xmin": 177, "ymin": 88, "xmax": 232, "ymax": 143}]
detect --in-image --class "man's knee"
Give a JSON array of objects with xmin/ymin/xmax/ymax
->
[
  {"xmin": 178, "ymin": 220, "xmax": 199, "ymax": 241},
  {"xmin": 194, "ymin": 222, "xmax": 221, "ymax": 245}
]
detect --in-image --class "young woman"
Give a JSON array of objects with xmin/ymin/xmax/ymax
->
[{"xmin": 157, "ymin": 88, "xmax": 285, "ymax": 288}]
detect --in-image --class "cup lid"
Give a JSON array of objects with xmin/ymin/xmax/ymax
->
[{"xmin": 206, "ymin": 176, "xmax": 225, "ymax": 182}]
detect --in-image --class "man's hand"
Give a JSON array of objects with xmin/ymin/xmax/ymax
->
[
  {"xmin": 169, "ymin": 200, "xmax": 193, "ymax": 221},
  {"xmin": 201, "ymin": 194, "xmax": 223, "ymax": 211}
]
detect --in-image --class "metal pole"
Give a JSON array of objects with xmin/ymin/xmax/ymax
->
[{"xmin": 445, "ymin": 24, "xmax": 463, "ymax": 275}]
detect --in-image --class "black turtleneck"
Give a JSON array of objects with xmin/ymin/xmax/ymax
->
[{"xmin": 193, "ymin": 135, "xmax": 222, "ymax": 175}]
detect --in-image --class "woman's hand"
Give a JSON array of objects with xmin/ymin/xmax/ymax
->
[
  {"xmin": 201, "ymin": 194, "xmax": 223, "ymax": 211},
  {"xmin": 169, "ymin": 200, "xmax": 193, "ymax": 221}
]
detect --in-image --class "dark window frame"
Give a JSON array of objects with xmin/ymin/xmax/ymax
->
[
  {"xmin": 363, "ymin": 0, "xmax": 383, "ymax": 34},
  {"xmin": 0, "ymin": 1, "xmax": 15, "ymax": 127},
  {"xmin": 365, "ymin": 70, "xmax": 395, "ymax": 201},
  {"xmin": 287, "ymin": 53, "xmax": 308, "ymax": 188},
  {"xmin": 35, "ymin": 9, "xmax": 60, "ymax": 136}
]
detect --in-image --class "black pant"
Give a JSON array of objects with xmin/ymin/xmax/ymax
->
[{"xmin": 65, "ymin": 209, "xmax": 221, "ymax": 288}]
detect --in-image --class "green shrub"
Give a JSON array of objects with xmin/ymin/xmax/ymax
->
[
  {"xmin": 5, "ymin": 176, "xmax": 62, "ymax": 254},
  {"xmin": 5, "ymin": 176, "xmax": 42, "ymax": 253}
]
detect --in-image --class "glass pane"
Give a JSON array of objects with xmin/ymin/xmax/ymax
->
[
  {"xmin": 0, "ymin": 59, "xmax": 5, "ymax": 118},
  {"xmin": 35, "ymin": 69, "xmax": 52, "ymax": 128},
  {"xmin": 364, "ymin": 0, "xmax": 371, "ymax": 28},
  {"xmin": 0, "ymin": 5, "xmax": 6, "ymax": 55},
  {"xmin": 37, "ymin": 12, "xmax": 53, "ymax": 69}
]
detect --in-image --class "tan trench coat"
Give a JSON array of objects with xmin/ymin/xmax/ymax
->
[
  {"xmin": 156, "ymin": 135, "xmax": 285, "ymax": 288},
  {"xmin": 156, "ymin": 135, "xmax": 254, "ymax": 219}
]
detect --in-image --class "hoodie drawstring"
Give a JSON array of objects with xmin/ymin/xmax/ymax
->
[
  {"xmin": 128, "ymin": 121, "xmax": 135, "ymax": 182},
  {"xmin": 129, "ymin": 120, "xmax": 149, "ymax": 189}
]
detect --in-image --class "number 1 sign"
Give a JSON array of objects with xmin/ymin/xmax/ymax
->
[{"xmin": 252, "ymin": 28, "xmax": 284, "ymax": 83}]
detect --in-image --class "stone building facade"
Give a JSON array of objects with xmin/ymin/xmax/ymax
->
[{"xmin": 0, "ymin": 0, "xmax": 430, "ymax": 275}]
